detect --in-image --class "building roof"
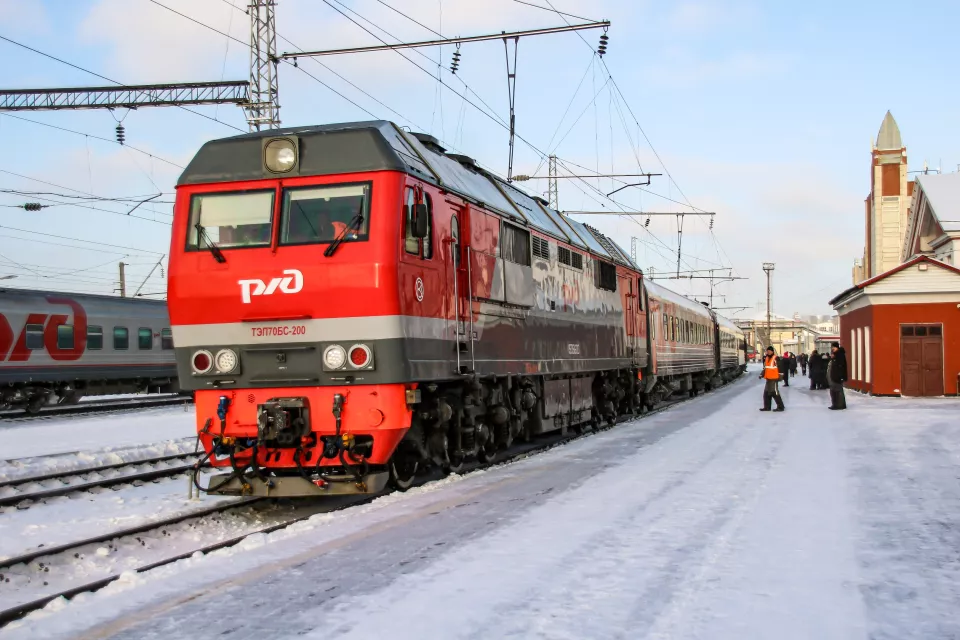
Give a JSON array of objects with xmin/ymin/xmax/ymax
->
[
  {"xmin": 914, "ymin": 173, "xmax": 960, "ymax": 234},
  {"xmin": 829, "ymin": 255, "xmax": 960, "ymax": 306},
  {"xmin": 876, "ymin": 110, "xmax": 903, "ymax": 150}
]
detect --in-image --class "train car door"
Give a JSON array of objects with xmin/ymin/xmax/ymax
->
[
  {"xmin": 446, "ymin": 199, "xmax": 471, "ymax": 373},
  {"xmin": 619, "ymin": 273, "xmax": 637, "ymax": 358}
]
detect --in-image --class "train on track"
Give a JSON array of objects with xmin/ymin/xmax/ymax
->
[
  {"xmin": 169, "ymin": 121, "xmax": 746, "ymax": 497},
  {"xmin": 0, "ymin": 289, "xmax": 178, "ymax": 412}
]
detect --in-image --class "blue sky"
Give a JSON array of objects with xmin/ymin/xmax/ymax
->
[{"xmin": 2, "ymin": 0, "xmax": 958, "ymax": 316}]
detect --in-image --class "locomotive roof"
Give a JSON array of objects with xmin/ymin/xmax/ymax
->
[{"xmin": 178, "ymin": 120, "xmax": 636, "ymax": 269}]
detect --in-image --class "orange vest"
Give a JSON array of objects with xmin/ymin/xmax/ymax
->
[{"xmin": 763, "ymin": 355, "xmax": 780, "ymax": 380}]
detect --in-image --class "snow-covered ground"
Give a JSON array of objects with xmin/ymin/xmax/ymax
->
[
  {"xmin": 5, "ymin": 375, "xmax": 960, "ymax": 640},
  {"xmin": 0, "ymin": 406, "xmax": 196, "ymax": 482}
]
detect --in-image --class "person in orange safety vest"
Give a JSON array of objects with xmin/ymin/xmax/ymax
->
[{"xmin": 759, "ymin": 346, "xmax": 785, "ymax": 412}]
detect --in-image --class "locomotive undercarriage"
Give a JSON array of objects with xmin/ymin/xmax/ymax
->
[
  {"xmin": 0, "ymin": 378, "xmax": 178, "ymax": 414},
  {"xmin": 196, "ymin": 365, "xmax": 744, "ymax": 498}
]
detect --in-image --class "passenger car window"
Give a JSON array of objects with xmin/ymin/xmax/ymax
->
[
  {"xmin": 161, "ymin": 328, "xmax": 174, "ymax": 350},
  {"xmin": 188, "ymin": 190, "xmax": 274, "ymax": 250},
  {"xmin": 281, "ymin": 183, "xmax": 371, "ymax": 246},
  {"xmin": 138, "ymin": 328, "xmax": 153, "ymax": 350},
  {"xmin": 25, "ymin": 323, "xmax": 44, "ymax": 350},
  {"xmin": 57, "ymin": 325, "xmax": 74, "ymax": 350},
  {"xmin": 114, "ymin": 327, "xmax": 129, "ymax": 350},
  {"xmin": 87, "ymin": 325, "xmax": 103, "ymax": 350}
]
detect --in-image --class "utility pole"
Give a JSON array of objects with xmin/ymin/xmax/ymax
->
[
  {"xmin": 118, "ymin": 261, "xmax": 127, "ymax": 298},
  {"xmin": 247, "ymin": 0, "xmax": 280, "ymax": 130},
  {"xmin": 762, "ymin": 262, "xmax": 775, "ymax": 347},
  {"xmin": 547, "ymin": 155, "xmax": 559, "ymax": 210}
]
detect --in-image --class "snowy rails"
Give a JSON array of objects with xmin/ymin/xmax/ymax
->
[
  {"xmin": 0, "ymin": 377, "xmax": 745, "ymax": 628},
  {"xmin": 0, "ymin": 395, "xmax": 192, "ymax": 422},
  {"xmin": 0, "ymin": 452, "xmax": 203, "ymax": 508}
]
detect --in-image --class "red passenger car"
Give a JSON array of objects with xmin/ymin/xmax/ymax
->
[{"xmin": 169, "ymin": 121, "xmax": 743, "ymax": 497}]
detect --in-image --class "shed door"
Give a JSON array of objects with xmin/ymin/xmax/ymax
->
[{"xmin": 900, "ymin": 324, "xmax": 944, "ymax": 396}]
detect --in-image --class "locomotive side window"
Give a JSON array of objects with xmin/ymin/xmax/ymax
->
[
  {"xmin": 403, "ymin": 188, "xmax": 433, "ymax": 258},
  {"xmin": 114, "ymin": 327, "xmax": 129, "ymax": 350},
  {"xmin": 57, "ymin": 325, "xmax": 74, "ymax": 350},
  {"xmin": 25, "ymin": 324, "xmax": 43, "ymax": 350},
  {"xmin": 501, "ymin": 223, "xmax": 531, "ymax": 266},
  {"xmin": 138, "ymin": 328, "xmax": 153, "ymax": 350},
  {"xmin": 87, "ymin": 326, "xmax": 103, "ymax": 350},
  {"xmin": 281, "ymin": 183, "xmax": 372, "ymax": 246},
  {"xmin": 187, "ymin": 190, "xmax": 274, "ymax": 250},
  {"xmin": 450, "ymin": 216, "xmax": 461, "ymax": 267},
  {"xmin": 594, "ymin": 260, "xmax": 617, "ymax": 292},
  {"xmin": 161, "ymin": 328, "xmax": 174, "ymax": 350}
]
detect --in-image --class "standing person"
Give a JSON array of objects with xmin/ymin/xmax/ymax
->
[
  {"xmin": 828, "ymin": 341, "xmax": 848, "ymax": 410},
  {"xmin": 789, "ymin": 352, "xmax": 798, "ymax": 376},
  {"xmin": 800, "ymin": 353, "xmax": 808, "ymax": 376},
  {"xmin": 779, "ymin": 350, "xmax": 791, "ymax": 387},
  {"xmin": 808, "ymin": 350, "xmax": 820, "ymax": 389},
  {"xmin": 759, "ymin": 346, "xmax": 785, "ymax": 412}
]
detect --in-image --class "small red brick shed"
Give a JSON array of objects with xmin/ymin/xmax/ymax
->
[{"xmin": 830, "ymin": 256, "xmax": 960, "ymax": 396}]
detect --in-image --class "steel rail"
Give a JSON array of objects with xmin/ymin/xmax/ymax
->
[
  {"xmin": 0, "ymin": 455, "xmax": 202, "ymax": 508},
  {"xmin": 0, "ymin": 375, "xmax": 746, "ymax": 627},
  {"xmin": 0, "ymin": 451, "xmax": 198, "ymax": 489},
  {"xmin": 0, "ymin": 396, "xmax": 193, "ymax": 421}
]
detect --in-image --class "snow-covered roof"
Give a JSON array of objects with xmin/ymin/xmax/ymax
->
[
  {"xmin": 830, "ymin": 254, "xmax": 960, "ymax": 307},
  {"xmin": 915, "ymin": 173, "xmax": 960, "ymax": 234}
]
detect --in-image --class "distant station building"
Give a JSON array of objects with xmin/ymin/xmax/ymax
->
[
  {"xmin": 831, "ymin": 256, "xmax": 960, "ymax": 396},
  {"xmin": 735, "ymin": 313, "xmax": 819, "ymax": 357}
]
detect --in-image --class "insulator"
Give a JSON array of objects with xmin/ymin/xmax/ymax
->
[
  {"xmin": 709, "ymin": 217, "xmax": 715, "ymax": 229},
  {"xmin": 451, "ymin": 49, "xmax": 461, "ymax": 74},
  {"xmin": 115, "ymin": 124, "xmax": 126, "ymax": 145},
  {"xmin": 598, "ymin": 33, "xmax": 609, "ymax": 57},
  {"xmin": 645, "ymin": 217, "xmax": 651, "ymax": 227},
  {"xmin": 23, "ymin": 202, "xmax": 43, "ymax": 212}
]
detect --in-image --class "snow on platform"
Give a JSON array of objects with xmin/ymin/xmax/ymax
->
[{"xmin": 6, "ymin": 377, "xmax": 960, "ymax": 640}]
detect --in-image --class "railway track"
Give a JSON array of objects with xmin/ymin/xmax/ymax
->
[
  {"xmin": 0, "ymin": 452, "xmax": 203, "ymax": 508},
  {"xmin": 0, "ymin": 378, "xmax": 743, "ymax": 627},
  {"xmin": 0, "ymin": 395, "xmax": 193, "ymax": 422}
]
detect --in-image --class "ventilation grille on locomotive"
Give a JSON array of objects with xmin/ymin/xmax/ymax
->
[
  {"xmin": 532, "ymin": 236, "xmax": 550, "ymax": 260},
  {"xmin": 558, "ymin": 246, "xmax": 583, "ymax": 269}
]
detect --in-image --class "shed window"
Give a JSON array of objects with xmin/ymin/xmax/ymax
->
[
  {"xmin": 915, "ymin": 326, "xmax": 927, "ymax": 337},
  {"xmin": 87, "ymin": 325, "xmax": 103, "ymax": 350},
  {"xmin": 114, "ymin": 327, "xmax": 129, "ymax": 350},
  {"xmin": 595, "ymin": 260, "xmax": 617, "ymax": 292},
  {"xmin": 501, "ymin": 223, "xmax": 531, "ymax": 266},
  {"xmin": 929, "ymin": 325, "xmax": 942, "ymax": 336},
  {"xmin": 25, "ymin": 323, "xmax": 44, "ymax": 350},
  {"xmin": 139, "ymin": 328, "xmax": 153, "ymax": 350},
  {"xmin": 901, "ymin": 325, "xmax": 914, "ymax": 336},
  {"xmin": 57, "ymin": 325, "xmax": 74, "ymax": 350}
]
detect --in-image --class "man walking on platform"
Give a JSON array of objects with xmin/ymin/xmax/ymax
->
[
  {"xmin": 760, "ymin": 347, "xmax": 785, "ymax": 412},
  {"xmin": 828, "ymin": 342, "xmax": 848, "ymax": 410},
  {"xmin": 779, "ymin": 350, "xmax": 791, "ymax": 387},
  {"xmin": 799, "ymin": 353, "xmax": 808, "ymax": 376}
]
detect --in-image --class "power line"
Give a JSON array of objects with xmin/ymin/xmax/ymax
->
[
  {"xmin": 0, "ymin": 113, "xmax": 184, "ymax": 169},
  {"xmin": 0, "ymin": 224, "xmax": 165, "ymax": 254}
]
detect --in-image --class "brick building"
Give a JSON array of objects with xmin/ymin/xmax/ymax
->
[{"xmin": 830, "ymin": 256, "xmax": 960, "ymax": 396}]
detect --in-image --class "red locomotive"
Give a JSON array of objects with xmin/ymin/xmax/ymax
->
[{"xmin": 168, "ymin": 121, "xmax": 744, "ymax": 496}]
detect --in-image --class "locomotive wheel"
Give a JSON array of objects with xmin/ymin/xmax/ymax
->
[
  {"xmin": 442, "ymin": 452, "xmax": 464, "ymax": 476},
  {"xmin": 477, "ymin": 443, "xmax": 496, "ymax": 464},
  {"xmin": 389, "ymin": 456, "xmax": 419, "ymax": 492},
  {"xmin": 24, "ymin": 398, "xmax": 44, "ymax": 415}
]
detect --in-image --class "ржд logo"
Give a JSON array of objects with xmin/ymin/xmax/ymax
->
[{"xmin": 238, "ymin": 269, "xmax": 303, "ymax": 304}]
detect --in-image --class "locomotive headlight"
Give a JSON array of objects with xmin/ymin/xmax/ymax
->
[
  {"xmin": 264, "ymin": 138, "xmax": 297, "ymax": 173},
  {"xmin": 214, "ymin": 348, "xmax": 239, "ymax": 374},
  {"xmin": 323, "ymin": 345, "xmax": 347, "ymax": 370}
]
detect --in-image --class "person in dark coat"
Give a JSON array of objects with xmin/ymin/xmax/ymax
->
[
  {"xmin": 778, "ymin": 350, "xmax": 791, "ymax": 386},
  {"xmin": 799, "ymin": 353, "xmax": 808, "ymax": 376},
  {"xmin": 827, "ymin": 342, "xmax": 848, "ymax": 410},
  {"xmin": 789, "ymin": 352, "xmax": 798, "ymax": 376},
  {"xmin": 808, "ymin": 350, "xmax": 821, "ymax": 389}
]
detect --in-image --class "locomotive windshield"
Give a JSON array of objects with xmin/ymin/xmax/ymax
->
[
  {"xmin": 280, "ymin": 183, "xmax": 371, "ymax": 246},
  {"xmin": 187, "ymin": 190, "xmax": 274, "ymax": 250}
]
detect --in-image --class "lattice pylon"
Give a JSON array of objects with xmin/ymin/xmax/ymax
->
[{"xmin": 247, "ymin": 0, "xmax": 280, "ymax": 130}]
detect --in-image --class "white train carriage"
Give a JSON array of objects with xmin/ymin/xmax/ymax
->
[{"xmin": 0, "ymin": 288, "xmax": 177, "ymax": 412}]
